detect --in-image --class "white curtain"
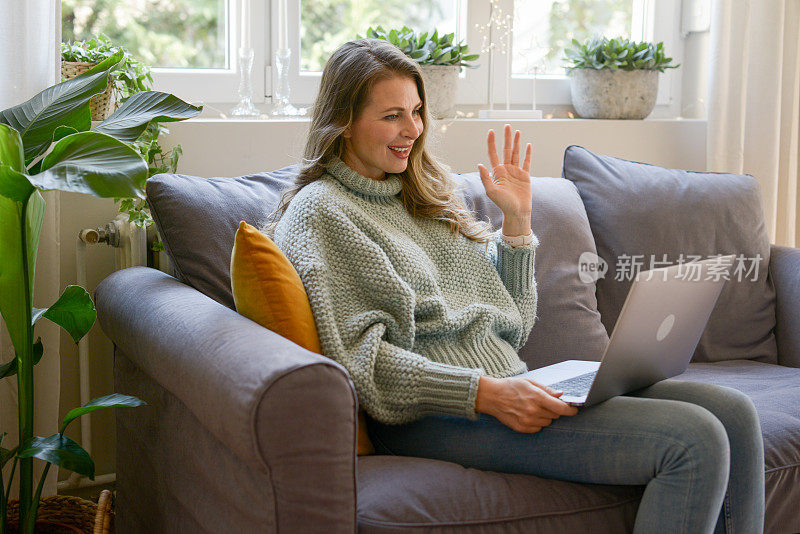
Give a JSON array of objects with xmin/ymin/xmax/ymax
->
[
  {"xmin": 0, "ymin": 0, "xmax": 62, "ymax": 498},
  {"xmin": 707, "ymin": 0, "xmax": 800, "ymax": 247}
]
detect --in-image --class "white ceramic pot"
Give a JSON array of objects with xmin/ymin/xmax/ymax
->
[
  {"xmin": 418, "ymin": 64, "xmax": 460, "ymax": 119},
  {"xmin": 569, "ymin": 69, "xmax": 659, "ymax": 119}
]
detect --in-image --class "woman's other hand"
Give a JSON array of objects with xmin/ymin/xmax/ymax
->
[
  {"xmin": 475, "ymin": 375, "xmax": 579, "ymax": 433},
  {"xmin": 477, "ymin": 124, "xmax": 533, "ymax": 235}
]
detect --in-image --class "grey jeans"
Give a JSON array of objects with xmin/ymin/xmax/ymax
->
[{"xmin": 366, "ymin": 380, "xmax": 765, "ymax": 534}]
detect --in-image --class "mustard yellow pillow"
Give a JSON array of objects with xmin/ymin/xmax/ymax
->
[{"xmin": 230, "ymin": 221, "xmax": 374, "ymax": 455}]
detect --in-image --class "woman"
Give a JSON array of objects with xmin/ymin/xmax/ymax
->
[{"xmin": 266, "ymin": 38, "xmax": 764, "ymax": 534}]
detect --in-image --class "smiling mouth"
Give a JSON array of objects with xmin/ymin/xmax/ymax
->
[{"xmin": 388, "ymin": 145, "xmax": 411, "ymax": 154}]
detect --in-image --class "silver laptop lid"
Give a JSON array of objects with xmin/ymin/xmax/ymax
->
[{"xmin": 582, "ymin": 255, "xmax": 734, "ymax": 406}]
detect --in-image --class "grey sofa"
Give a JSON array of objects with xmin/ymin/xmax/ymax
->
[{"xmin": 96, "ymin": 146, "xmax": 800, "ymax": 533}]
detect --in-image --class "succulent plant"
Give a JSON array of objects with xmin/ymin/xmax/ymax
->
[
  {"xmin": 357, "ymin": 25, "xmax": 479, "ymax": 69},
  {"xmin": 564, "ymin": 36, "xmax": 679, "ymax": 72}
]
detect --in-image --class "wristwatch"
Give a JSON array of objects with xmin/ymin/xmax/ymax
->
[{"xmin": 501, "ymin": 230, "xmax": 534, "ymax": 247}]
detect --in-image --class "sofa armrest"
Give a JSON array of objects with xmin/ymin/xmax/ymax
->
[
  {"xmin": 96, "ymin": 267, "xmax": 357, "ymax": 533},
  {"xmin": 770, "ymin": 244, "xmax": 800, "ymax": 368}
]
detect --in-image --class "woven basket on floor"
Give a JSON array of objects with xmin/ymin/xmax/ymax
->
[
  {"xmin": 6, "ymin": 489, "xmax": 114, "ymax": 534},
  {"xmin": 61, "ymin": 61, "xmax": 118, "ymax": 121}
]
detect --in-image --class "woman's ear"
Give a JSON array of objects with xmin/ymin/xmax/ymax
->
[{"xmin": 342, "ymin": 127, "xmax": 351, "ymax": 139}]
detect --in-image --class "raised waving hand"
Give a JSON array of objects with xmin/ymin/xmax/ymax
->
[{"xmin": 477, "ymin": 124, "xmax": 533, "ymax": 234}]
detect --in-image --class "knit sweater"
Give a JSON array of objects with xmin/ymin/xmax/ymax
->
[{"xmin": 273, "ymin": 156, "xmax": 539, "ymax": 424}]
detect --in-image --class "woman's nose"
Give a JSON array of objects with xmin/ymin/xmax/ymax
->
[{"xmin": 403, "ymin": 115, "xmax": 422, "ymax": 139}]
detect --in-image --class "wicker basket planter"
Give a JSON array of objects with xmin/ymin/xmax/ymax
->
[
  {"xmin": 61, "ymin": 61, "xmax": 118, "ymax": 121},
  {"xmin": 5, "ymin": 489, "xmax": 114, "ymax": 534}
]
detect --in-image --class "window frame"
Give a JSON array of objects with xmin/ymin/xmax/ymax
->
[
  {"xmin": 496, "ymin": 0, "xmax": 682, "ymax": 115},
  {"xmin": 146, "ymin": 0, "xmax": 683, "ymax": 115},
  {"xmin": 148, "ymin": 0, "xmax": 267, "ymax": 105}
]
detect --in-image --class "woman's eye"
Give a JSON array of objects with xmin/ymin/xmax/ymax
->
[{"xmin": 385, "ymin": 109, "xmax": 421, "ymax": 120}]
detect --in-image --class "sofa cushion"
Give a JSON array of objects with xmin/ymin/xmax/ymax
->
[
  {"xmin": 231, "ymin": 221, "xmax": 322, "ymax": 353},
  {"xmin": 357, "ymin": 455, "xmax": 641, "ymax": 532},
  {"xmin": 674, "ymin": 360, "xmax": 800, "ymax": 534},
  {"xmin": 562, "ymin": 145, "xmax": 778, "ymax": 364},
  {"xmin": 230, "ymin": 220, "xmax": 375, "ymax": 456},
  {"xmin": 147, "ymin": 166, "xmax": 298, "ymax": 308},
  {"xmin": 456, "ymin": 173, "xmax": 609, "ymax": 369}
]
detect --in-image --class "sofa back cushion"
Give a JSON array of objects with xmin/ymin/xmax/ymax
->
[
  {"xmin": 148, "ymin": 166, "xmax": 298, "ymax": 308},
  {"xmin": 562, "ymin": 145, "xmax": 778, "ymax": 364},
  {"xmin": 149, "ymin": 168, "xmax": 609, "ymax": 370},
  {"xmin": 456, "ymin": 173, "xmax": 609, "ymax": 369}
]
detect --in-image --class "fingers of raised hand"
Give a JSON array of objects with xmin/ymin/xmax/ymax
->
[
  {"xmin": 487, "ymin": 129, "xmax": 500, "ymax": 168},
  {"xmin": 503, "ymin": 124, "xmax": 514, "ymax": 165},
  {"xmin": 522, "ymin": 143, "xmax": 532, "ymax": 175},
  {"xmin": 477, "ymin": 164, "xmax": 494, "ymax": 190},
  {"xmin": 511, "ymin": 129, "xmax": 521, "ymax": 167}
]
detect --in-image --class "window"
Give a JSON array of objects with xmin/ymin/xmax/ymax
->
[
  {"xmin": 62, "ymin": 0, "xmax": 265, "ymax": 104},
  {"xmin": 288, "ymin": 0, "xmax": 482, "ymax": 105},
  {"xmin": 62, "ymin": 0, "xmax": 230, "ymax": 68},
  {"xmin": 498, "ymin": 0, "xmax": 681, "ymax": 112},
  {"xmin": 300, "ymin": 1, "xmax": 461, "ymax": 73},
  {"xmin": 511, "ymin": 0, "xmax": 637, "ymax": 76},
  {"xmin": 62, "ymin": 0, "xmax": 682, "ymax": 114}
]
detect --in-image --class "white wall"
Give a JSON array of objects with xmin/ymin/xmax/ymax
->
[
  {"xmin": 60, "ymin": 117, "xmax": 706, "ymax": 479},
  {"xmin": 161, "ymin": 118, "xmax": 707, "ymax": 177}
]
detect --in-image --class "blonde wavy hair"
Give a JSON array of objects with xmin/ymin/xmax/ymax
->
[{"xmin": 262, "ymin": 38, "xmax": 494, "ymax": 244}]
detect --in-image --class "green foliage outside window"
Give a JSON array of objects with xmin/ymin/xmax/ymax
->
[
  {"xmin": 300, "ymin": 0, "xmax": 450, "ymax": 72},
  {"xmin": 62, "ymin": 0, "xmax": 226, "ymax": 69},
  {"xmin": 546, "ymin": 0, "xmax": 633, "ymax": 72}
]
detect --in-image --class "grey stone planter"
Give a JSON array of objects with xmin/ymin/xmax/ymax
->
[
  {"xmin": 419, "ymin": 64, "xmax": 459, "ymax": 119},
  {"xmin": 569, "ymin": 69, "xmax": 659, "ymax": 119}
]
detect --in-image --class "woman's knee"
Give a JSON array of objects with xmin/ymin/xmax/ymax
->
[
  {"xmin": 710, "ymin": 384, "xmax": 760, "ymax": 428},
  {"xmin": 647, "ymin": 380, "xmax": 761, "ymax": 435},
  {"xmin": 661, "ymin": 403, "xmax": 730, "ymax": 480}
]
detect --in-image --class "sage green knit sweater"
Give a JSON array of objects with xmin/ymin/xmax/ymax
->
[{"xmin": 273, "ymin": 156, "xmax": 539, "ymax": 424}]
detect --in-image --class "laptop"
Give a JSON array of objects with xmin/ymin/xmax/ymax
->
[{"xmin": 522, "ymin": 255, "xmax": 734, "ymax": 407}]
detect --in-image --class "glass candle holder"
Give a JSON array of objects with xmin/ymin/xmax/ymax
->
[
  {"xmin": 270, "ymin": 48, "xmax": 306, "ymax": 117},
  {"xmin": 230, "ymin": 47, "xmax": 260, "ymax": 118}
]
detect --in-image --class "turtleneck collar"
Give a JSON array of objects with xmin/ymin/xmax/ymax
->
[{"xmin": 326, "ymin": 155, "xmax": 402, "ymax": 199}]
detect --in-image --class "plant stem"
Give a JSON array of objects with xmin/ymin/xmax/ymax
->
[
  {"xmin": 24, "ymin": 464, "xmax": 49, "ymax": 532},
  {"xmin": 4, "ymin": 456, "xmax": 17, "ymax": 510},
  {"xmin": 1, "ymin": 456, "xmax": 18, "ymax": 534},
  {"xmin": 16, "ymin": 199, "xmax": 34, "ymax": 532}
]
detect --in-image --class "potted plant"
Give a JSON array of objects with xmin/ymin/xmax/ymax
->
[
  {"xmin": 357, "ymin": 26, "xmax": 479, "ymax": 119},
  {"xmin": 564, "ymin": 36, "xmax": 679, "ymax": 119},
  {"xmin": 62, "ymin": 33, "xmax": 182, "ymax": 233},
  {"xmin": 0, "ymin": 51, "xmax": 201, "ymax": 533},
  {"xmin": 60, "ymin": 33, "xmax": 152, "ymax": 121}
]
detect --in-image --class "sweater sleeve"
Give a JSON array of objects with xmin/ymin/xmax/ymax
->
[
  {"xmin": 275, "ymin": 199, "xmax": 484, "ymax": 425},
  {"xmin": 486, "ymin": 230, "xmax": 540, "ymax": 350}
]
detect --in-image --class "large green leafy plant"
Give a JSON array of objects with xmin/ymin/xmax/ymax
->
[
  {"xmin": 62, "ymin": 33, "xmax": 182, "ymax": 228},
  {"xmin": 564, "ymin": 36, "xmax": 679, "ymax": 72},
  {"xmin": 358, "ymin": 26, "xmax": 479, "ymax": 69},
  {"xmin": 0, "ymin": 51, "xmax": 201, "ymax": 533}
]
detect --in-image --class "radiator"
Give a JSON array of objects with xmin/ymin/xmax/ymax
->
[{"xmin": 60, "ymin": 215, "xmax": 170, "ymax": 492}]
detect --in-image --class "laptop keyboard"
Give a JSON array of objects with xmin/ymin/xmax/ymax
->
[{"xmin": 546, "ymin": 371, "xmax": 597, "ymax": 397}]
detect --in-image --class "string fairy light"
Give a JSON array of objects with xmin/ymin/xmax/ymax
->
[{"xmin": 475, "ymin": 0, "xmax": 513, "ymax": 111}]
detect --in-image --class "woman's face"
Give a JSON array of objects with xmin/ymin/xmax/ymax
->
[{"xmin": 342, "ymin": 75, "xmax": 424, "ymax": 180}]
